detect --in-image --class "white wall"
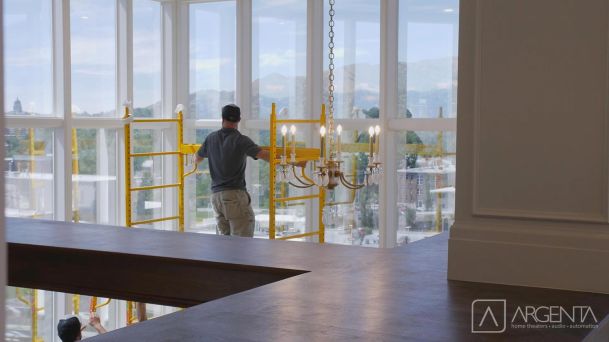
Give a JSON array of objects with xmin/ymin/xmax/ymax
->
[{"xmin": 448, "ymin": 0, "xmax": 609, "ymax": 294}]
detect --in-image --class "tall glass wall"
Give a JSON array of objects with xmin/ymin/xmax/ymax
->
[{"xmin": 3, "ymin": 0, "xmax": 459, "ymax": 338}]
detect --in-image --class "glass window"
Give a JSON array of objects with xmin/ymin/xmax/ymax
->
[
  {"xmin": 189, "ymin": 1, "xmax": 236, "ymax": 119},
  {"xmin": 4, "ymin": 0, "xmax": 53, "ymax": 116},
  {"xmin": 5, "ymin": 287, "xmax": 177, "ymax": 341},
  {"xmin": 324, "ymin": 129, "xmax": 379, "ymax": 247},
  {"xmin": 72, "ymin": 129, "xmax": 119, "ymax": 224},
  {"xmin": 133, "ymin": 0, "xmax": 162, "ymax": 117},
  {"xmin": 71, "ymin": 0, "xmax": 117, "ymax": 117},
  {"xmin": 131, "ymin": 128, "xmax": 178, "ymax": 231},
  {"xmin": 189, "ymin": 128, "xmax": 215, "ymax": 234},
  {"xmin": 241, "ymin": 129, "xmax": 313, "ymax": 241},
  {"xmin": 395, "ymin": 130, "xmax": 456, "ymax": 245},
  {"xmin": 252, "ymin": 0, "xmax": 307, "ymax": 119},
  {"xmin": 249, "ymin": 130, "xmax": 271, "ymax": 238},
  {"xmin": 5, "ymin": 288, "xmax": 54, "ymax": 342},
  {"xmin": 398, "ymin": 1, "xmax": 459, "ymax": 118},
  {"xmin": 5, "ymin": 128, "xmax": 54, "ymax": 219},
  {"xmin": 323, "ymin": 0, "xmax": 380, "ymax": 119}
]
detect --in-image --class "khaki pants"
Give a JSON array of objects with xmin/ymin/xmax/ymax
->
[{"xmin": 211, "ymin": 189, "xmax": 255, "ymax": 237}]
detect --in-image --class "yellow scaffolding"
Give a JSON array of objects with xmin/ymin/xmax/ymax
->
[
  {"xmin": 122, "ymin": 107, "xmax": 199, "ymax": 324},
  {"xmin": 123, "ymin": 108, "xmax": 198, "ymax": 232},
  {"xmin": 16, "ymin": 288, "xmax": 43, "ymax": 342},
  {"xmin": 268, "ymin": 103, "xmax": 325, "ymax": 242}
]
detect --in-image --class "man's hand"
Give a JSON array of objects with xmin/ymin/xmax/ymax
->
[
  {"xmin": 89, "ymin": 315, "xmax": 101, "ymax": 327},
  {"xmin": 193, "ymin": 153, "xmax": 204, "ymax": 165},
  {"xmin": 89, "ymin": 314, "xmax": 108, "ymax": 334}
]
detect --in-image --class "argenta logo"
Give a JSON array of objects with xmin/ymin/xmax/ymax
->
[
  {"xmin": 471, "ymin": 299, "xmax": 506, "ymax": 333},
  {"xmin": 511, "ymin": 306, "xmax": 598, "ymax": 325},
  {"xmin": 472, "ymin": 299, "xmax": 599, "ymax": 333}
]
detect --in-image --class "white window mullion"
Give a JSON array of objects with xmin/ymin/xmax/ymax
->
[
  {"xmin": 379, "ymin": 0, "xmax": 399, "ymax": 248},
  {"xmin": 175, "ymin": 1, "xmax": 188, "ymax": 114},
  {"xmin": 117, "ymin": 0, "xmax": 133, "ymax": 113},
  {"xmin": 236, "ymin": 0, "xmax": 252, "ymax": 117},
  {"xmin": 116, "ymin": 0, "xmax": 132, "ymax": 228},
  {"xmin": 53, "ymin": 0, "xmax": 72, "ymax": 222},
  {"xmin": 174, "ymin": 1, "xmax": 190, "ymax": 230},
  {"xmin": 239, "ymin": 0, "xmax": 260, "ymax": 217},
  {"xmin": 307, "ymin": 0, "xmax": 324, "ymax": 239}
]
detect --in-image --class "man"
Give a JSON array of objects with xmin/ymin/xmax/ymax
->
[
  {"xmin": 194, "ymin": 104, "xmax": 270, "ymax": 237},
  {"xmin": 57, "ymin": 314, "xmax": 107, "ymax": 342}
]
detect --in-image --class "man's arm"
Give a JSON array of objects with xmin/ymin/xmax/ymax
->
[
  {"xmin": 256, "ymin": 149, "xmax": 270, "ymax": 162},
  {"xmin": 194, "ymin": 153, "xmax": 204, "ymax": 164}
]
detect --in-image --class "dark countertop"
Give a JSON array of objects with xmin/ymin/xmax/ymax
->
[{"xmin": 7, "ymin": 218, "xmax": 609, "ymax": 341}]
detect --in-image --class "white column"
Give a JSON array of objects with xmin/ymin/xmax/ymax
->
[{"xmin": 448, "ymin": 0, "xmax": 609, "ymax": 293}]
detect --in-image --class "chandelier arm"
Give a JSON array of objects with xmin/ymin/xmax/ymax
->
[
  {"xmin": 288, "ymin": 181, "xmax": 316, "ymax": 189},
  {"xmin": 339, "ymin": 173, "xmax": 366, "ymax": 190},
  {"xmin": 290, "ymin": 165, "xmax": 316, "ymax": 186},
  {"xmin": 299, "ymin": 165, "xmax": 317, "ymax": 185}
]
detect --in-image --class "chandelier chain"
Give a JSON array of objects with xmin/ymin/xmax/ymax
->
[{"xmin": 327, "ymin": 0, "xmax": 336, "ymax": 156}]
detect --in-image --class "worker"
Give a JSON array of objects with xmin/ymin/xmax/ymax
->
[
  {"xmin": 57, "ymin": 314, "xmax": 107, "ymax": 342},
  {"xmin": 194, "ymin": 104, "xmax": 270, "ymax": 237}
]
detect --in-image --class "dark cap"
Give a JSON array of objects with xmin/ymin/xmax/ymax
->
[
  {"xmin": 57, "ymin": 317, "xmax": 81, "ymax": 342},
  {"xmin": 222, "ymin": 104, "xmax": 241, "ymax": 122}
]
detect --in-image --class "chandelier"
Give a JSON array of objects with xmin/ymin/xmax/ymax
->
[{"xmin": 276, "ymin": 0, "xmax": 383, "ymax": 191}]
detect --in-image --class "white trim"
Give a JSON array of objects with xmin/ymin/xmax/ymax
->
[
  {"xmin": 448, "ymin": 219, "xmax": 609, "ymax": 294},
  {"xmin": 471, "ymin": 0, "xmax": 483, "ymax": 224},
  {"xmin": 194, "ymin": 119, "xmax": 222, "ymax": 128},
  {"xmin": 472, "ymin": 208, "xmax": 608, "ymax": 223},
  {"xmin": 72, "ymin": 118, "xmax": 126, "ymax": 129},
  {"xmin": 387, "ymin": 118, "xmax": 457, "ymax": 132},
  {"xmin": 5, "ymin": 117, "xmax": 64, "ymax": 128}
]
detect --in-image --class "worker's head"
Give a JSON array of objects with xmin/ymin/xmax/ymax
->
[
  {"xmin": 222, "ymin": 104, "xmax": 241, "ymax": 128},
  {"xmin": 57, "ymin": 316, "xmax": 82, "ymax": 342}
]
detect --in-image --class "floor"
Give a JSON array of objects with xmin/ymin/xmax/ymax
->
[{"xmin": 7, "ymin": 218, "xmax": 609, "ymax": 341}]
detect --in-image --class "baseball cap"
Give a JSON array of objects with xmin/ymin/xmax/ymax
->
[
  {"xmin": 222, "ymin": 104, "xmax": 241, "ymax": 122},
  {"xmin": 57, "ymin": 316, "xmax": 81, "ymax": 342}
]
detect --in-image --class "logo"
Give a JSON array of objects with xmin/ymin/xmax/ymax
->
[
  {"xmin": 471, "ymin": 299, "xmax": 599, "ymax": 333},
  {"xmin": 471, "ymin": 299, "xmax": 506, "ymax": 333},
  {"xmin": 511, "ymin": 305, "xmax": 598, "ymax": 329}
]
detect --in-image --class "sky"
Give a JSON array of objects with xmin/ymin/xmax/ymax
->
[{"xmin": 4, "ymin": 0, "xmax": 458, "ymax": 115}]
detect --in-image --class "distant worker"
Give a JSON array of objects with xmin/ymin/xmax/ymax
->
[
  {"xmin": 57, "ymin": 314, "xmax": 107, "ymax": 342},
  {"xmin": 194, "ymin": 104, "xmax": 270, "ymax": 237}
]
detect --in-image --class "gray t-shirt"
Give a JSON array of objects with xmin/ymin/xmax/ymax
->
[{"xmin": 197, "ymin": 128, "xmax": 261, "ymax": 193}]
